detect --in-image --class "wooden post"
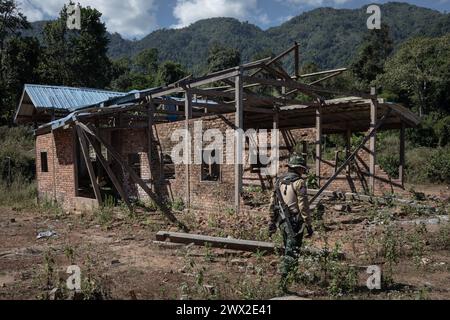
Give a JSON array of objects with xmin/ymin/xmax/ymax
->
[
  {"xmin": 399, "ymin": 122, "xmax": 406, "ymax": 186},
  {"xmin": 294, "ymin": 42, "xmax": 300, "ymax": 79},
  {"xmin": 273, "ymin": 110, "xmax": 280, "ymax": 178},
  {"xmin": 302, "ymin": 141, "xmax": 308, "ymax": 156},
  {"xmin": 73, "ymin": 127, "xmax": 79, "ymax": 197},
  {"xmin": 147, "ymin": 102, "xmax": 155, "ymax": 185},
  {"xmin": 334, "ymin": 151, "xmax": 340, "ymax": 174},
  {"xmin": 185, "ymin": 89, "xmax": 192, "ymax": 209},
  {"xmin": 369, "ymin": 87, "xmax": 378, "ymax": 194},
  {"xmin": 315, "ymin": 103, "xmax": 322, "ymax": 187},
  {"xmin": 346, "ymin": 128, "xmax": 352, "ymax": 174},
  {"xmin": 235, "ymin": 68, "xmax": 244, "ymax": 213},
  {"xmin": 76, "ymin": 126, "xmax": 102, "ymax": 206}
]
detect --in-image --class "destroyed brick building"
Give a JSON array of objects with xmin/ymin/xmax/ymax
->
[{"xmin": 14, "ymin": 44, "xmax": 420, "ymax": 218}]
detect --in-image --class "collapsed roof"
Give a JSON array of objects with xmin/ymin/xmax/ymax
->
[
  {"xmin": 14, "ymin": 84, "xmax": 125, "ymax": 125},
  {"xmin": 15, "ymin": 43, "xmax": 420, "ymax": 136}
]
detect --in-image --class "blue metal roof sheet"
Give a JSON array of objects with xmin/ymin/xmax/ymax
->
[{"xmin": 24, "ymin": 84, "xmax": 125, "ymax": 111}]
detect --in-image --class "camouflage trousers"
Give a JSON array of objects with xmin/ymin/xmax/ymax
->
[{"xmin": 280, "ymin": 222, "xmax": 304, "ymax": 292}]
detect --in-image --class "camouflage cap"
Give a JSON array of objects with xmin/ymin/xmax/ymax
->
[{"xmin": 288, "ymin": 154, "xmax": 308, "ymax": 170}]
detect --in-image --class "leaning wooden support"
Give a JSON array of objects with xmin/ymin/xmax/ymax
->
[
  {"xmin": 76, "ymin": 121, "xmax": 184, "ymax": 228},
  {"xmin": 80, "ymin": 128, "xmax": 132, "ymax": 211},
  {"xmin": 76, "ymin": 126, "xmax": 103, "ymax": 206},
  {"xmin": 249, "ymin": 43, "xmax": 299, "ymax": 78},
  {"xmin": 310, "ymin": 108, "xmax": 393, "ymax": 204}
]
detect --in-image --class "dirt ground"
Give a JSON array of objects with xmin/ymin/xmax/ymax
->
[{"xmin": 0, "ymin": 186, "xmax": 449, "ymax": 300}]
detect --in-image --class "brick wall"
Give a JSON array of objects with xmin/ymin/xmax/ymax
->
[
  {"xmin": 152, "ymin": 114, "xmax": 236, "ymax": 213},
  {"xmin": 34, "ymin": 113, "xmax": 405, "ymax": 213},
  {"xmin": 36, "ymin": 128, "xmax": 76, "ymax": 210}
]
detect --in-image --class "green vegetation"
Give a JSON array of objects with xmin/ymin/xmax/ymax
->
[
  {"xmin": 0, "ymin": 125, "xmax": 36, "ymax": 207},
  {"xmin": 1, "ymin": 1, "xmax": 449, "ymax": 188}
]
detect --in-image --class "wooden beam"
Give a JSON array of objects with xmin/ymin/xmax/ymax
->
[
  {"xmin": 147, "ymin": 103, "xmax": 155, "ymax": 184},
  {"xmin": 399, "ymin": 122, "xmax": 405, "ymax": 186},
  {"xmin": 316, "ymin": 103, "xmax": 323, "ymax": 186},
  {"xmin": 156, "ymin": 231, "xmax": 345, "ymax": 258},
  {"xmin": 185, "ymin": 89, "xmax": 192, "ymax": 208},
  {"xmin": 309, "ymin": 108, "xmax": 393, "ymax": 204},
  {"xmin": 300, "ymin": 68, "xmax": 348, "ymax": 78},
  {"xmin": 369, "ymin": 88, "xmax": 378, "ymax": 194},
  {"xmin": 273, "ymin": 111, "xmax": 280, "ymax": 178},
  {"xmin": 81, "ymin": 129, "xmax": 132, "ymax": 210},
  {"xmin": 76, "ymin": 122, "xmax": 183, "ymax": 227},
  {"xmin": 235, "ymin": 69, "xmax": 244, "ymax": 213},
  {"xmin": 294, "ymin": 42, "xmax": 300, "ymax": 79},
  {"xmin": 249, "ymin": 43, "xmax": 299, "ymax": 77},
  {"xmin": 261, "ymin": 64, "xmax": 291, "ymax": 81},
  {"xmin": 346, "ymin": 128, "xmax": 352, "ymax": 175},
  {"xmin": 188, "ymin": 87, "xmax": 303, "ymax": 108},
  {"xmin": 309, "ymin": 71, "xmax": 344, "ymax": 86},
  {"xmin": 76, "ymin": 126, "xmax": 103, "ymax": 206},
  {"xmin": 243, "ymin": 75, "xmax": 371, "ymax": 99}
]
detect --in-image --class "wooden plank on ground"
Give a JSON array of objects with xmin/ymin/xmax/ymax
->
[
  {"xmin": 156, "ymin": 231, "xmax": 276, "ymax": 253},
  {"xmin": 155, "ymin": 231, "xmax": 346, "ymax": 259}
]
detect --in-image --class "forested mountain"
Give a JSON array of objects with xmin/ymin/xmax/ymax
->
[
  {"xmin": 3, "ymin": 1, "xmax": 450, "ymax": 185},
  {"xmin": 24, "ymin": 2, "xmax": 450, "ymax": 72}
]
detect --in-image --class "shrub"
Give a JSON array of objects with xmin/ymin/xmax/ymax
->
[
  {"xmin": 434, "ymin": 116, "xmax": 450, "ymax": 147},
  {"xmin": 0, "ymin": 126, "xmax": 35, "ymax": 183},
  {"xmin": 171, "ymin": 198, "xmax": 185, "ymax": 212},
  {"xmin": 405, "ymin": 147, "xmax": 433, "ymax": 184},
  {"xmin": 0, "ymin": 176, "xmax": 37, "ymax": 207},
  {"xmin": 425, "ymin": 147, "xmax": 450, "ymax": 183},
  {"xmin": 378, "ymin": 153, "xmax": 400, "ymax": 178}
]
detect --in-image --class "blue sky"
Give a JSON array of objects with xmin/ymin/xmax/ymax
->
[{"xmin": 18, "ymin": 0, "xmax": 450, "ymax": 39}]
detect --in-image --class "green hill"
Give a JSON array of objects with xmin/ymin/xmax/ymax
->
[{"xmin": 25, "ymin": 2, "xmax": 450, "ymax": 72}]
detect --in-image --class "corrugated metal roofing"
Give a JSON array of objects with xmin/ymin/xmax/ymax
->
[{"xmin": 24, "ymin": 84, "xmax": 125, "ymax": 111}]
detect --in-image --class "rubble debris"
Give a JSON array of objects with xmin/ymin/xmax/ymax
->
[
  {"xmin": 36, "ymin": 230, "xmax": 57, "ymax": 240},
  {"xmin": 399, "ymin": 215, "xmax": 449, "ymax": 226},
  {"xmin": 111, "ymin": 259, "xmax": 121, "ymax": 265},
  {"xmin": 271, "ymin": 296, "xmax": 312, "ymax": 300},
  {"xmin": 334, "ymin": 204, "xmax": 352, "ymax": 213},
  {"xmin": 230, "ymin": 259, "xmax": 246, "ymax": 267},
  {"xmin": 308, "ymin": 189, "xmax": 438, "ymax": 213}
]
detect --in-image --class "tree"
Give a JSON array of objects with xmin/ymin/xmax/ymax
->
[
  {"xmin": 2, "ymin": 37, "xmax": 41, "ymax": 120},
  {"xmin": 134, "ymin": 48, "xmax": 158, "ymax": 75},
  {"xmin": 155, "ymin": 61, "xmax": 187, "ymax": 86},
  {"xmin": 352, "ymin": 24, "xmax": 393, "ymax": 85},
  {"xmin": 207, "ymin": 43, "xmax": 241, "ymax": 73},
  {"xmin": 39, "ymin": 2, "xmax": 112, "ymax": 88},
  {"xmin": 0, "ymin": 0, "xmax": 29, "ymax": 57},
  {"xmin": 0, "ymin": 0, "xmax": 35, "ymax": 125},
  {"xmin": 380, "ymin": 35, "xmax": 450, "ymax": 117}
]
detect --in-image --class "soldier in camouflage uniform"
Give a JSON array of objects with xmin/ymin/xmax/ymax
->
[{"xmin": 269, "ymin": 154, "xmax": 314, "ymax": 292}]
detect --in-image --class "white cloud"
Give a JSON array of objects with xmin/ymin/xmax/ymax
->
[
  {"xmin": 172, "ymin": 0, "xmax": 264, "ymax": 28},
  {"xmin": 279, "ymin": 0, "xmax": 351, "ymax": 7},
  {"xmin": 17, "ymin": 0, "xmax": 158, "ymax": 39}
]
